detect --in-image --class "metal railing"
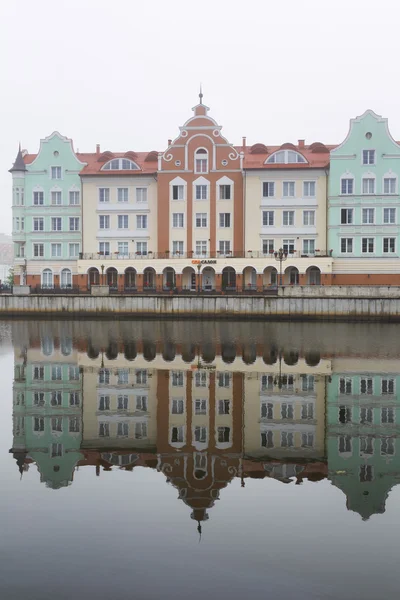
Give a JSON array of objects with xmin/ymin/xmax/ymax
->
[
  {"xmin": 80, "ymin": 250, "xmax": 331, "ymax": 261},
  {"xmin": 28, "ymin": 284, "xmax": 279, "ymax": 296}
]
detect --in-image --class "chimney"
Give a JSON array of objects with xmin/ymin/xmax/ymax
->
[
  {"xmin": 242, "ymin": 136, "xmax": 247, "ymax": 150},
  {"xmin": 298, "ymin": 139, "xmax": 305, "ymax": 148},
  {"xmin": 168, "ymin": 139, "xmax": 172, "ymax": 146},
  {"xmin": 96, "ymin": 144, "xmax": 100, "ymax": 155}
]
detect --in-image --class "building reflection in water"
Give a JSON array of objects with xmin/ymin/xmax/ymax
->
[{"xmin": 9, "ymin": 322, "xmax": 400, "ymax": 524}]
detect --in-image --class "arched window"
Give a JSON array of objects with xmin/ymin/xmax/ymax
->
[
  {"xmin": 102, "ymin": 158, "xmax": 140, "ymax": 171},
  {"xmin": 266, "ymin": 150, "xmax": 307, "ymax": 164},
  {"xmin": 60, "ymin": 268, "xmax": 72, "ymax": 288},
  {"xmin": 42, "ymin": 269, "xmax": 53, "ymax": 288},
  {"xmin": 195, "ymin": 148, "xmax": 208, "ymax": 173},
  {"xmin": 60, "ymin": 337, "xmax": 72, "ymax": 356}
]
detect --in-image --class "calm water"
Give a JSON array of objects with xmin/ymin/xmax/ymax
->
[{"xmin": 2, "ymin": 320, "xmax": 400, "ymax": 600}]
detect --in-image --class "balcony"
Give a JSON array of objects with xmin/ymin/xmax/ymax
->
[{"xmin": 80, "ymin": 250, "xmax": 332, "ymax": 261}]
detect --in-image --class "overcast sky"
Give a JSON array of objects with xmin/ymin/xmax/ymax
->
[{"xmin": 1, "ymin": 0, "xmax": 400, "ymax": 235}]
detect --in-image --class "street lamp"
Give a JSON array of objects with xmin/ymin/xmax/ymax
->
[
  {"xmin": 101, "ymin": 264, "xmax": 105, "ymax": 286},
  {"xmin": 274, "ymin": 248, "xmax": 288, "ymax": 286},
  {"xmin": 197, "ymin": 264, "xmax": 201, "ymax": 293}
]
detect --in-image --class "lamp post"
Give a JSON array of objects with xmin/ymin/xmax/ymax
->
[
  {"xmin": 101, "ymin": 264, "xmax": 105, "ymax": 286},
  {"xmin": 197, "ymin": 264, "xmax": 201, "ymax": 294},
  {"xmin": 274, "ymin": 248, "xmax": 288, "ymax": 286}
]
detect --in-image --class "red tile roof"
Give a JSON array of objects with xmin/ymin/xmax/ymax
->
[
  {"xmin": 239, "ymin": 143, "xmax": 338, "ymax": 170},
  {"xmin": 22, "ymin": 152, "xmax": 158, "ymax": 175}
]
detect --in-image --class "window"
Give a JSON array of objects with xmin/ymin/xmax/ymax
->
[
  {"xmin": 261, "ymin": 375, "xmax": 274, "ymax": 390},
  {"xmin": 136, "ymin": 396, "xmax": 148, "ymax": 411},
  {"xmin": 15, "ymin": 188, "xmax": 20, "ymax": 205},
  {"xmin": 362, "ymin": 237, "xmax": 374, "ymax": 253},
  {"xmin": 383, "ymin": 208, "xmax": 396, "ymax": 224},
  {"xmin": 103, "ymin": 158, "xmax": 139, "ymax": 170},
  {"xmin": 381, "ymin": 437, "xmax": 395, "ymax": 456},
  {"xmin": 42, "ymin": 269, "xmax": 53, "ymax": 288},
  {"xmin": 382, "ymin": 378, "xmax": 395, "ymax": 394},
  {"xmin": 33, "ymin": 366, "xmax": 44, "ymax": 380},
  {"xmin": 69, "ymin": 243, "xmax": 79, "ymax": 258},
  {"xmin": 194, "ymin": 426, "xmax": 207, "ymax": 443},
  {"xmin": 69, "ymin": 366, "xmax": 80, "ymax": 381},
  {"xmin": 283, "ymin": 182, "xmax": 295, "ymax": 197},
  {"xmin": 135, "ymin": 369, "xmax": 147, "ymax": 384},
  {"xmin": 99, "ymin": 188, "xmax": 110, "ymax": 203},
  {"xmin": 262, "ymin": 239, "xmax": 274, "ymax": 254},
  {"xmin": 219, "ymin": 184, "xmax": 231, "ymax": 200},
  {"xmin": 117, "ymin": 188, "xmax": 128, "ymax": 202},
  {"xmin": 282, "ymin": 239, "xmax": 295, "ymax": 254},
  {"xmin": 51, "ymin": 443, "xmax": 63, "ymax": 458},
  {"xmin": 195, "ymin": 240, "xmax": 207, "ymax": 255},
  {"xmin": 51, "ymin": 217, "xmax": 62, "ymax": 231},
  {"xmin": 172, "ymin": 185, "xmax": 184, "ymax": 200},
  {"xmin": 69, "ymin": 417, "xmax": 80, "ymax": 433},
  {"xmin": 381, "ymin": 407, "xmax": 394, "ymax": 423},
  {"xmin": 99, "ymin": 369, "xmax": 110, "ymax": 384},
  {"xmin": 51, "ymin": 391, "xmax": 62, "ymax": 406},
  {"xmin": 33, "ymin": 191, "xmax": 44, "ymax": 205},
  {"xmin": 339, "ymin": 377, "xmax": 352, "ymax": 394},
  {"xmin": 51, "ymin": 244, "xmax": 61, "ymax": 258},
  {"xmin": 195, "ymin": 372, "xmax": 207, "ymax": 387},
  {"xmin": 69, "ymin": 392, "xmax": 80, "ymax": 407},
  {"xmin": 219, "ymin": 241, "xmax": 231, "ymax": 255},
  {"xmin": 341, "ymin": 178, "xmax": 354, "ymax": 195},
  {"xmin": 261, "ymin": 431, "xmax": 274, "ymax": 448},
  {"xmin": 99, "ymin": 242, "xmax": 110, "ymax": 255},
  {"xmin": 338, "ymin": 406, "xmax": 352, "ymax": 424},
  {"xmin": 339, "ymin": 435, "xmax": 352, "ymax": 454},
  {"xmin": 301, "ymin": 433, "xmax": 314, "ymax": 448},
  {"xmin": 171, "ymin": 426, "xmax": 184, "ymax": 443},
  {"xmin": 99, "ymin": 396, "xmax": 110, "ymax": 411},
  {"xmin": 118, "ymin": 241, "xmax": 128, "ymax": 255},
  {"xmin": 303, "ymin": 181, "xmax": 316, "ymax": 197},
  {"xmin": 33, "ymin": 217, "xmax": 44, "ymax": 231},
  {"xmin": 360, "ymin": 377, "xmax": 373, "ymax": 394},
  {"xmin": 384, "ymin": 177, "xmax": 396, "ymax": 194},
  {"xmin": 60, "ymin": 268, "xmax": 72, "ymax": 288},
  {"xmin": 117, "ymin": 422, "xmax": 129, "ymax": 437},
  {"xmin": 262, "ymin": 211, "xmax": 274, "ymax": 226},
  {"xmin": 118, "ymin": 369, "xmax": 129, "ymax": 384},
  {"xmin": 218, "ymin": 372, "xmax": 231, "ymax": 387},
  {"xmin": 301, "ymin": 403, "xmax": 314, "ymax": 420},
  {"xmin": 195, "ymin": 149, "xmax": 208, "ymax": 173},
  {"xmin": 69, "ymin": 217, "xmax": 79, "ymax": 231},
  {"xmin": 281, "ymin": 403, "xmax": 294, "ymax": 419},
  {"xmin": 135, "ymin": 422, "xmax": 147, "ymax": 439},
  {"xmin": 362, "ymin": 149, "xmax": 375, "ymax": 165},
  {"xmin": 33, "ymin": 417, "xmax": 44, "ymax": 432},
  {"xmin": 52, "ymin": 417, "xmax": 63, "ymax": 433},
  {"xmin": 118, "ymin": 215, "xmax": 129, "ymax": 229},
  {"xmin": 99, "ymin": 422, "xmax": 110, "ymax": 437},
  {"xmin": 359, "ymin": 465, "xmax": 373, "ymax": 483},
  {"xmin": 219, "ymin": 213, "xmax": 231, "ymax": 227},
  {"xmin": 172, "ymin": 241, "xmax": 184, "ymax": 254},
  {"xmin": 362, "ymin": 208, "xmax": 374, "ymax": 224},
  {"xmin": 218, "ymin": 400, "xmax": 230, "ymax": 415},
  {"xmin": 69, "ymin": 190, "xmax": 80, "ymax": 205},
  {"xmin": 99, "ymin": 215, "xmax": 110, "ymax": 229},
  {"xmin": 14, "ymin": 217, "xmax": 20, "ymax": 232},
  {"xmin": 362, "ymin": 178, "xmax": 375, "ymax": 194},
  {"xmin": 195, "ymin": 185, "xmax": 207, "ymax": 200},
  {"xmin": 196, "ymin": 213, "xmax": 207, "ymax": 228},
  {"xmin": 341, "ymin": 208, "xmax": 353, "ymax": 224},
  {"xmin": 34, "ymin": 392, "xmax": 45, "ymax": 406},
  {"xmin": 117, "ymin": 395, "xmax": 128, "ymax": 411},
  {"xmin": 266, "ymin": 150, "xmax": 306, "ymax": 164},
  {"xmin": 173, "ymin": 213, "xmax": 184, "ymax": 228},
  {"xmin": 51, "ymin": 191, "xmax": 62, "ymax": 205},
  {"xmin": 172, "ymin": 371, "xmax": 184, "ymax": 387},
  {"xmin": 283, "ymin": 211, "xmax": 295, "ymax": 226},
  {"xmin": 172, "ymin": 398, "xmax": 184, "ymax": 414},
  {"xmin": 383, "ymin": 237, "xmax": 396, "ymax": 253},
  {"xmin": 340, "ymin": 238, "xmax": 353, "ymax": 253},
  {"xmin": 51, "ymin": 365, "xmax": 62, "ymax": 381},
  {"xmin": 281, "ymin": 431, "xmax": 294, "ymax": 447},
  {"xmin": 303, "ymin": 210, "xmax": 315, "ymax": 226},
  {"xmin": 195, "ymin": 399, "xmax": 207, "ymax": 415},
  {"xmin": 135, "ymin": 214, "xmax": 147, "ymax": 229},
  {"xmin": 136, "ymin": 188, "xmax": 147, "ymax": 203},
  {"xmin": 136, "ymin": 241, "xmax": 147, "ymax": 255},
  {"xmin": 217, "ymin": 427, "xmax": 230, "ymax": 444},
  {"xmin": 303, "ymin": 239, "xmax": 315, "ymax": 254},
  {"xmin": 360, "ymin": 408, "xmax": 373, "ymax": 425},
  {"xmin": 261, "ymin": 402, "xmax": 273, "ymax": 419},
  {"xmin": 51, "ymin": 166, "xmax": 62, "ymax": 179},
  {"xmin": 262, "ymin": 182, "xmax": 275, "ymax": 197}
]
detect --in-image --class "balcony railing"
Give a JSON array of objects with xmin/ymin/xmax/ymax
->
[{"xmin": 80, "ymin": 250, "xmax": 332, "ymax": 261}]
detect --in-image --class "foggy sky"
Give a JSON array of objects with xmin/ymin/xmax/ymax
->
[{"xmin": 1, "ymin": 0, "xmax": 400, "ymax": 235}]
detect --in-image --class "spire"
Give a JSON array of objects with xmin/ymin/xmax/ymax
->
[
  {"xmin": 199, "ymin": 83, "xmax": 203, "ymax": 105},
  {"xmin": 9, "ymin": 144, "xmax": 27, "ymax": 173}
]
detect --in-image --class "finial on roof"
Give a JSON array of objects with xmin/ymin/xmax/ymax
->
[
  {"xmin": 199, "ymin": 83, "xmax": 203, "ymax": 105},
  {"xmin": 9, "ymin": 144, "xmax": 27, "ymax": 173}
]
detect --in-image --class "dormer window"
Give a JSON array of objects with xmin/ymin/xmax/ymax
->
[
  {"xmin": 195, "ymin": 148, "xmax": 208, "ymax": 173},
  {"xmin": 266, "ymin": 150, "xmax": 307, "ymax": 164},
  {"xmin": 102, "ymin": 158, "xmax": 140, "ymax": 170}
]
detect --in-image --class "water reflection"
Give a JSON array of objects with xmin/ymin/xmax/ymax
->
[{"xmin": 10, "ymin": 321, "xmax": 400, "ymax": 526}]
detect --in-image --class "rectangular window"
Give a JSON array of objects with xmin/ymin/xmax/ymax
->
[
  {"xmin": 383, "ymin": 237, "xmax": 396, "ymax": 253},
  {"xmin": 172, "ymin": 213, "xmax": 184, "ymax": 228},
  {"xmin": 172, "ymin": 371, "xmax": 184, "ymax": 387},
  {"xmin": 194, "ymin": 426, "xmax": 207, "ymax": 443},
  {"xmin": 136, "ymin": 241, "xmax": 147, "ymax": 255},
  {"xmin": 362, "ymin": 237, "xmax": 374, "ymax": 253},
  {"xmin": 360, "ymin": 436, "xmax": 374, "ymax": 456},
  {"xmin": 262, "ymin": 211, "xmax": 274, "ymax": 226},
  {"xmin": 195, "ymin": 185, "xmax": 207, "ymax": 200},
  {"xmin": 33, "ymin": 191, "xmax": 44, "ymax": 205},
  {"xmin": 118, "ymin": 242, "xmax": 128, "ymax": 255},
  {"xmin": 262, "ymin": 239, "xmax": 274, "ymax": 254},
  {"xmin": 195, "ymin": 240, "xmax": 207, "ymax": 255},
  {"xmin": 301, "ymin": 402, "xmax": 314, "ymax": 420},
  {"xmin": 21, "ymin": 217, "xmax": 24, "ymax": 231},
  {"xmin": 51, "ymin": 391, "xmax": 62, "ymax": 406},
  {"xmin": 171, "ymin": 426, "xmax": 184, "ymax": 443},
  {"xmin": 195, "ymin": 398, "xmax": 207, "ymax": 415},
  {"xmin": 362, "ymin": 178, "xmax": 375, "ymax": 194},
  {"xmin": 360, "ymin": 377, "xmax": 373, "ymax": 394},
  {"xmin": 69, "ymin": 366, "xmax": 80, "ymax": 381},
  {"xmin": 219, "ymin": 213, "xmax": 231, "ymax": 227},
  {"xmin": 341, "ymin": 178, "xmax": 354, "ymax": 195},
  {"xmin": 52, "ymin": 417, "xmax": 63, "ymax": 433},
  {"xmin": 34, "ymin": 392, "xmax": 45, "ymax": 406},
  {"xmin": 118, "ymin": 369, "xmax": 129, "ymax": 384},
  {"xmin": 303, "ymin": 210, "xmax": 315, "ymax": 226},
  {"xmin": 218, "ymin": 399, "xmax": 230, "ymax": 415},
  {"xmin": 99, "ymin": 369, "xmax": 110, "ymax": 384},
  {"xmin": 363, "ymin": 149, "xmax": 375, "ymax": 165},
  {"xmin": 217, "ymin": 427, "xmax": 230, "ymax": 444},
  {"xmin": 219, "ymin": 185, "xmax": 231, "ymax": 200},
  {"xmin": 195, "ymin": 213, "xmax": 207, "ymax": 228},
  {"xmin": 219, "ymin": 241, "xmax": 231, "ymax": 254},
  {"xmin": 51, "ymin": 217, "xmax": 62, "ymax": 231},
  {"xmin": 69, "ymin": 417, "xmax": 80, "ymax": 433},
  {"xmin": 51, "ymin": 191, "xmax": 62, "ymax": 205},
  {"xmin": 69, "ymin": 392, "xmax": 80, "ymax": 407},
  {"xmin": 281, "ymin": 431, "xmax": 294, "ymax": 448},
  {"xmin": 136, "ymin": 215, "xmax": 147, "ymax": 229},
  {"xmin": 381, "ymin": 437, "xmax": 395, "ymax": 456},
  {"xmin": 51, "ymin": 166, "xmax": 62, "ymax": 179},
  {"xmin": 136, "ymin": 188, "xmax": 147, "ymax": 203},
  {"xmin": 339, "ymin": 377, "xmax": 352, "ymax": 394},
  {"xmin": 117, "ymin": 422, "xmax": 129, "ymax": 438},
  {"xmin": 302, "ymin": 433, "xmax": 314, "ymax": 448},
  {"xmin": 118, "ymin": 215, "xmax": 129, "ymax": 229},
  {"xmin": 99, "ymin": 215, "xmax": 110, "ymax": 229},
  {"xmin": 261, "ymin": 375, "xmax": 274, "ymax": 390},
  {"xmin": 340, "ymin": 238, "xmax": 353, "ymax": 253},
  {"xmin": 383, "ymin": 208, "xmax": 396, "ymax": 224},
  {"xmin": 339, "ymin": 435, "xmax": 352, "ymax": 454},
  {"xmin": 69, "ymin": 243, "xmax": 79, "ymax": 258},
  {"xmin": 172, "ymin": 398, "xmax": 184, "ymax": 414},
  {"xmin": 135, "ymin": 369, "xmax": 147, "ymax": 384},
  {"xmin": 360, "ymin": 408, "xmax": 373, "ymax": 425},
  {"xmin": 362, "ymin": 208, "xmax": 375, "ymax": 224},
  {"xmin": 33, "ymin": 416, "xmax": 44, "ymax": 432},
  {"xmin": 195, "ymin": 158, "xmax": 208, "ymax": 173},
  {"xmin": 117, "ymin": 188, "xmax": 128, "ymax": 202},
  {"xmin": 341, "ymin": 208, "xmax": 353, "ymax": 224},
  {"xmin": 283, "ymin": 211, "xmax": 295, "ymax": 226},
  {"xmin": 99, "ymin": 422, "xmax": 110, "ymax": 437},
  {"xmin": 338, "ymin": 406, "xmax": 352, "ymax": 424},
  {"xmin": 33, "ymin": 243, "xmax": 44, "ymax": 257},
  {"xmin": 136, "ymin": 396, "xmax": 147, "ymax": 411},
  {"xmin": 303, "ymin": 239, "xmax": 315, "ymax": 254},
  {"xmin": 303, "ymin": 181, "xmax": 316, "ymax": 197},
  {"xmin": 261, "ymin": 402, "xmax": 273, "ymax": 419},
  {"xmin": 283, "ymin": 182, "xmax": 295, "ymax": 197},
  {"xmin": 69, "ymin": 217, "xmax": 79, "ymax": 231},
  {"xmin": 33, "ymin": 217, "xmax": 44, "ymax": 231},
  {"xmin": 262, "ymin": 182, "xmax": 275, "ymax": 197},
  {"xmin": 382, "ymin": 378, "xmax": 395, "ymax": 394},
  {"xmin": 33, "ymin": 366, "xmax": 44, "ymax": 380},
  {"xmin": 281, "ymin": 403, "xmax": 294, "ymax": 419},
  {"xmin": 261, "ymin": 431, "xmax": 274, "ymax": 448},
  {"xmin": 99, "ymin": 188, "xmax": 110, "ymax": 203},
  {"xmin": 218, "ymin": 372, "xmax": 231, "ymax": 388},
  {"xmin": 172, "ymin": 241, "xmax": 184, "ymax": 254},
  {"xmin": 51, "ymin": 365, "xmax": 62, "ymax": 381},
  {"xmin": 384, "ymin": 178, "xmax": 396, "ymax": 194},
  {"xmin": 14, "ymin": 217, "xmax": 20, "ymax": 232},
  {"xmin": 381, "ymin": 407, "xmax": 394, "ymax": 423},
  {"xmin": 99, "ymin": 395, "xmax": 110, "ymax": 411},
  {"xmin": 99, "ymin": 242, "xmax": 110, "ymax": 255},
  {"xmin": 282, "ymin": 239, "xmax": 295, "ymax": 254},
  {"xmin": 69, "ymin": 190, "xmax": 80, "ymax": 205},
  {"xmin": 172, "ymin": 185, "xmax": 184, "ymax": 200},
  {"xmin": 51, "ymin": 443, "xmax": 63, "ymax": 458},
  {"xmin": 195, "ymin": 372, "xmax": 207, "ymax": 387},
  {"xmin": 51, "ymin": 243, "xmax": 62, "ymax": 258}
]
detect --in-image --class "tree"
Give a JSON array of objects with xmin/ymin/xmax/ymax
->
[{"xmin": 5, "ymin": 268, "xmax": 14, "ymax": 287}]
